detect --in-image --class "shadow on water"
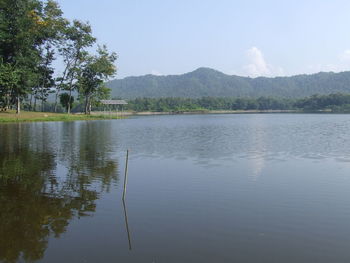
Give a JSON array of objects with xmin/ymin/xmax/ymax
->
[{"xmin": 0, "ymin": 122, "xmax": 119, "ymax": 263}]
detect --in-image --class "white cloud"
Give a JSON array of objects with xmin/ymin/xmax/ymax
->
[
  {"xmin": 243, "ymin": 47, "xmax": 284, "ymax": 77},
  {"xmin": 151, "ymin": 70, "xmax": 162, "ymax": 76},
  {"xmin": 238, "ymin": 48, "xmax": 350, "ymax": 77}
]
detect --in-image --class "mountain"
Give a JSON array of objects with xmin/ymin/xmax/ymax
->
[{"xmin": 107, "ymin": 67, "xmax": 350, "ymax": 99}]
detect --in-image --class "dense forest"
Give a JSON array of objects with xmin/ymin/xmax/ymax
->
[
  {"xmin": 0, "ymin": 0, "xmax": 117, "ymax": 114},
  {"xmin": 123, "ymin": 93, "xmax": 350, "ymax": 112},
  {"xmin": 107, "ymin": 67, "xmax": 350, "ymax": 99}
]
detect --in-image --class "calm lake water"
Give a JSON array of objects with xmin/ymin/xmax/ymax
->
[{"xmin": 1, "ymin": 114, "xmax": 350, "ymax": 262}]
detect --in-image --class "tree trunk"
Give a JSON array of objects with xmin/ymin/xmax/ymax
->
[
  {"xmin": 67, "ymin": 88, "xmax": 72, "ymax": 114},
  {"xmin": 66, "ymin": 50, "xmax": 81, "ymax": 115},
  {"xmin": 41, "ymin": 44, "xmax": 50, "ymax": 113},
  {"xmin": 33, "ymin": 97, "xmax": 37, "ymax": 112},
  {"xmin": 84, "ymin": 95, "xmax": 89, "ymax": 114},
  {"xmin": 29, "ymin": 93, "xmax": 33, "ymax": 111},
  {"xmin": 54, "ymin": 89, "xmax": 59, "ymax": 112},
  {"xmin": 40, "ymin": 86, "xmax": 44, "ymax": 112},
  {"xmin": 5, "ymin": 93, "xmax": 10, "ymax": 111},
  {"xmin": 41, "ymin": 81, "xmax": 45, "ymax": 111},
  {"xmin": 16, "ymin": 96, "xmax": 20, "ymax": 114}
]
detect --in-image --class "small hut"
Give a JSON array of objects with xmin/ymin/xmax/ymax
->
[{"xmin": 100, "ymin": 100, "xmax": 128, "ymax": 115}]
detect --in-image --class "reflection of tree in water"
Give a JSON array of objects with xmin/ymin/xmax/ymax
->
[
  {"xmin": 0, "ymin": 123, "xmax": 119, "ymax": 263},
  {"xmin": 61, "ymin": 121, "xmax": 118, "ymax": 193}
]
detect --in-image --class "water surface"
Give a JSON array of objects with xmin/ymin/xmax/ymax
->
[{"xmin": 1, "ymin": 114, "xmax": 350, "ymax": 262}]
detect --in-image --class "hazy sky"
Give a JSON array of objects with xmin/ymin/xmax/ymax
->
[{"xmin": 57, "ymin": 0, "xmax": 350, "ymax": 78}]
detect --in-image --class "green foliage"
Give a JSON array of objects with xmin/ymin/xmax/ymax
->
[
  {"xmin": 58, "ymin": 20, "xmax": 96, "ymax": 113},
  {"xmin": 0, "ymin": 0, "xmax": 46, "ymax": 113},
  {"xmin": 294, "ymin": 93, "xmax": 350, "ymax": 111},
  {"xmin": 0, "ymin": 62, "xmax": 21, "ymax": 109},
  {"xmin": 77, "ymin": 45, "xmax": 117, "ymax": 114},
  {"xmin": 125, "ymin": 94, "xmax": 350, "ymax": 113},
  {"xmin": 0, "ymin": 0, "xmax": 116, "ymax": 114},
  {"xmin": 125, "ymin": 96, "xmax": 296, "ymax": 112},
  {"xmin": 59, "ymin": 92, "xmax": 73, "ymax": 112}
]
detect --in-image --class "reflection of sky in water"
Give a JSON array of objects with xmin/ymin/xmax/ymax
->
[
  {"xmin": 108, "ymin": 114, "xmax": 350, "ymax": 164},
  {"xmin": 247, "ymin": 115, "xmax": 266, "ymax": 180}
]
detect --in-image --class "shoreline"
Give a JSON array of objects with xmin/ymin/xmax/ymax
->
[
  {"xmin": 0, "ymin": 109, "xmax": 343, "ymax": 123},
  {"xmin": 91, "ymin": 109, "xmax": 300, "ymax": 117},
  {"xmin": 127, "ymin": 109, "xmax": 299, "ymax": 116}
]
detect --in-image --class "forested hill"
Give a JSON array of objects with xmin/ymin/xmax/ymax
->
[{"xmin": 107, "ymin": 67, "xmax": 350, "ymax": 99}]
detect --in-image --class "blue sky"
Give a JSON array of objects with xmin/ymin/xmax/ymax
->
[{"xmin": 57, "ymin": 0, "xmax": 350, "ymax": 78}]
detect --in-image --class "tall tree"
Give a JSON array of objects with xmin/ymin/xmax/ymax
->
[
  {"xmin": 0, "ymin": 0, "xmax": 66, "ymax": 114},
  {"xmin": 77, "ymin": 45, "xmax": 117, "ymax": 114},
  {"xmin": 0, "ymin": 0, "xmax": 117, "ymax": 115},
  {"xmin": 36, "ymin": 0, "xmax": 68, "ymax": 111},
  {"xmin": 0, "ymin": 0, "xmax": 43, "ymax": 113},
  {"xmin": 35, "ymin": 45, "xmax": 55, "ymax": 111},
  {"xmin": 57, "ymin": 20, "xmax": 96, "ymax": 114}
]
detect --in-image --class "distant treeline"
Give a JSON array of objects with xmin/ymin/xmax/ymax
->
[
  {"xmin": 13, "ymin": 93, "xmax": 350, "ymax": 113},
  {"xmin": 123, "ymin": 93, "xmax": 350, "ymax": 112}
]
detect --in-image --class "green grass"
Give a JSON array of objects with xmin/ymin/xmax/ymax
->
[{"xmin": 0, "ymin": 110, "xmax": 125, "ymax": 123}]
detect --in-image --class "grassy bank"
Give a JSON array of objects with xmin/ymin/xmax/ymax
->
[{"xmin": 0, "ymin": 111, "xmax": 125, "ymax": 123}]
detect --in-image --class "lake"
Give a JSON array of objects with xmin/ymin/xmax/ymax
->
[{"xmin": 1, "ymin": 114, "xmax": 350, "ymax": 262}]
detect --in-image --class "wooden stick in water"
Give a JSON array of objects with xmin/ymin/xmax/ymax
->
[
  {"xmin": 122, "ymin": 199, "xmax": 132, "ymax": 250},
  {"xmin": 122, "ymin": 149, "xmax": 129, "ymax": 200}
]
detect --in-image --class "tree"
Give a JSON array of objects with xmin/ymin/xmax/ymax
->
[
  {"xmin": 0, "ymin": 0, "xmax": 45, "ymax": 113},
  {"xmin": 77, "ymin": 45, "xmax": 117, "ymax": 114},
  {"xmin": 0, "ymin": 62, "xmax": 21, "ymax": 111},
  {"xmin": 59, "ymin": 92, "xmax": 73, "ymax": 112},
  {"xmin": 56, "ymin": 20, "xmax": 96, "ymax": 114},
  {"xmin": 35, "ymin": 0, "xmax": 68, "ymax": 112},
  {"xmin": 0, "ymin": 0, "xmax": 67, "ymax": 114},
  {"xmin": 0, "ymin": 0, "xmax": 117, "ymax": 115},
  {"xmin": 35, "ymin": 45, "xmax": 55, "ymax": 111}
]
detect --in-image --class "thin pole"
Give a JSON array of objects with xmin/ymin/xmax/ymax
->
[
  {"xmin": 122, "ymin": 149, "xmax": 129, "ymax": 200},
  {"xmin": 122, "ymin": 199, "xmax": 132, "ymax": 250}
]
